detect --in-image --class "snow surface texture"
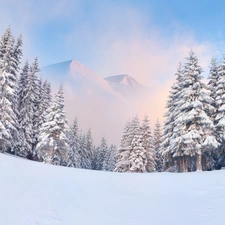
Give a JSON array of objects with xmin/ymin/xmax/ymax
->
[{"xmin": 1, "ymin": 153, "xmax": 225, "ymax": 225}]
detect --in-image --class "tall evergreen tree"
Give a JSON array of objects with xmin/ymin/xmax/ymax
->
[
  {"xmin": 79, "ymin": 133, "xmax": 89, "ymax": 169},
  {"xmin": 163, "ymin": 51, "xmax": 218, "ymax": 172},
  {"xmin": 206, "ymin": 57, "xmax": 221, "ymax": 169},
  {"xmin": 0, "ymin": 27, "xmax": 21, "ymax": 153},
  {"xmin": 95, "ymin": 137, "xmax": 108, "ymax": 170},
  {"xmin": 102, "ymin": 144, "xmax": 117, "ymax": 171},
  {"xmin": 42, "ymin": 80, "xmax": 52, "ymax": 120},
  {"xmin": 17, "ymin": 61, "xmax": 33, "ymax": 157},
  {"xmin": 36, "ymin": 85, "xmax": 69, "ymax": 166},
  {"xmin": 86, "ymin": 128, "xmax": 94, "ymax": 169},
  {"xmin": 208, "ymin": 58, "xmax": 219, "ymax": 111},
  {"xmin": 214, "ymin": 54, "xmax": 225, "ymax": 168},
  {"xmin": 142, "ymin": 115, "xmax": 156, "ymax": 172},
  {"xmin": 67, "ymin": 118, "xmax": 81, "ymax": 168},
  {"xmin": 30, "ymin": 57, "xmax": 41, "ymax": 152},
  {"xmin": 153, "ymin": 119, "xmax": 163, "ymax": 171},
  {"xmin": 128, "ymin": 123, "xmax": 147, "ymax": 173},
  {"xmin": 115, "ymin": 116, "xmax": 148, "ymax": 173},
  {"xmin": 114, "ymin": 119, "xmax": 133, "ymax": 172},
  {"xmin": 162, "ymin": 63, "xmax": 183, "ymax": 170}
]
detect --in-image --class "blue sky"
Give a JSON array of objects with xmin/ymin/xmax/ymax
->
[{"xmin": 1, "ymin": 0, "xmax": 225, "ymax": 85}]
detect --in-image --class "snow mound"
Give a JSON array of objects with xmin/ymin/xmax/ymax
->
[{"xmin": 1, "ymin": 153, "xmax": 225, "ymax": 225}]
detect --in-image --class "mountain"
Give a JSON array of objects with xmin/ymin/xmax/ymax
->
[
  {"xmin": 41, "ymin": 60, "xmax": 151, "ymax": 145},
  {"xmin": 1, "ymin": 152, "xmax": 225, "ymax": 225},
  {"xmin": 42, "ymin": 60, "xmax": 125, "ymax": 101},
  {"xmin": 104, "ymin": 74, "xmax": 150, "ymax": 99}
]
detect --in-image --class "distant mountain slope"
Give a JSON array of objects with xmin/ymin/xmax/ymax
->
[
  {"xmin": 105, "ymin": 74, "xmax": 139, "ymax": 86},
  {"xmin": 42, "ymin": 60, "xmax": 124, "ymax": 101},
  {"xmin": 1, "ymin": 153, "xmax": 225, "ymax": 225},
  {"xmin": 104, "ymin": 74, "xmax": 150, "ymax": 99}
]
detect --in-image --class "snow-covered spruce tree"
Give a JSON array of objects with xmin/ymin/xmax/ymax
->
[
  {"xmin": 102, "ymin": 144, "xmax": 117, "ymax": 171},
  {"xmin": 153, "ymin": 119, "xmax": 163, "ymax": 171},
  {"xmin": 162, "ymin": 63, "xmax": 183, "ymax": 171},
  {"xmin": 37, "ymin": 78, "xmax": 46, "ymax": 128},
  {"xmin": 79, "ymin": 133, "xmax": 90, "ymax": 169},
  {"xmin": 0, "ymin": 27, "xmax": 21, "ymax": 153},
  {"xmin": 115, "ymin": 116, "xmax": 148, "ymax": 173},
  {"xmin": 67, "ymin": 118, "xmax": 81, "ymax": 168},
  {"xmin": 95, "ymin": 137, "xmax": 108, "ymax": 170},
  {"xmin": 163, "ymin": 51, "xmax": 218, "ymax": 172},
  {"xmin": 114, "ymin": 119, "xmax": 132, "ymax": 172},
  {"xmin": 208, "ymin": 58, "xmax": 219, "ymax": 110},
  {"xmin": 30, "ymin": 57, "xmax": 41, "ymax": 153},
  {"xmin": 142, "ymin": 115, "xmax": 156, "ymax": 172},
  {"xmin": 214, "ymin": 54, "xmax": 225, "ymax": 168},
  {"xmin": 36, "ymin": 85, "xmax": 69, "ymax": 166},
  {"xmin": 17, "ymin": 61, "xmax": 34, "ymax": 157},
  {"xmin": 86, "ymin": 128, "xmax": 94, "ymax": 169},
  {"xmin": 9, "ymin": 34, "xmax": 23, "ymax": 155},
  {"xmin": 128, "ymin": 122, "xmax": 147, "ymax": 173},
  {"xmin": 207, "ymin": 57, "xmax": 221, "ymax": 169},
  {"xmin": 17, "ymin": 58, "xmax": 41, "ymax": 159},
  {"xmin": 42, "ymin": 80, "xmax": 52, "ymax": 121}
]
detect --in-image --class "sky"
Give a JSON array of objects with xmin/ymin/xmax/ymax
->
[
  {"xmin": 1, "ymin": 0, "xmax": 225, "ymax": 143},
  {"xmin": 1, "ymin": 0, "xmax": 225, "ymax": 81}
]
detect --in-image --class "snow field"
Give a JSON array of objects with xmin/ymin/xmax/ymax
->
[{"xmin": 1, "ymin": 153, "xmax": 225, "ymax": 225}]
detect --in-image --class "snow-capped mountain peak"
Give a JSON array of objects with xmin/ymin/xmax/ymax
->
[
  {"xmin": 104, "ymin": 74, "xmax": 139, "ymax": 87},
  {"xmin": 104, "ymin": 74, "xmax": 149, "ymax": 99}
]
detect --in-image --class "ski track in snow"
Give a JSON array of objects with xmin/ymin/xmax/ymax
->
[{"xmin": 0, "ymin": 153, "xmax": 225, "ymax": 225}]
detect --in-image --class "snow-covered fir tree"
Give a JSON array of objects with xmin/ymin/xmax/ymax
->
[
  {"xmin": 206, "ymin": 57, "xmax": 221, "ymax": 169},
  {"xmin": 17, "ymin": 58, "xmax": 42, "ymax": 159},
  {"xmin": 30, "ymin": 57, "xmax": 41, "ymax": 152},
  {"xmin": 214, "ymin": 54, "xmax": 225, "ymax": 168},
  {"xmin": 95, "ymin": 137, "xmax": 108, "ymax": 170},
  {"xmin": 0, "ymin": 27, "xmax": 22, "ymax": 154},
  {"xmin": 162, "ymin": 63, "xmax": 183, "ymax": 171},
  {"xmin": 17, "ymin": 61, "xmax": 34, "ymax": 158},
  {"xmin": 67, "ymin": 118, "xmax": 81, "ymax": 168},
  {"xmin": 115, "ymin": 116, "xmax": 148, "ymax": 173},
  {"xmin": 42, "ymin": 80, "xmax": 52, "ymax": 120},
  {"xmin": 163, "ymin": 51, "xmax": 219, "ymax": 172},
  {"xmin": 128, "ymin": 120, "xmax": 147, "ymax": 173},
  {"xmin": 142, "ymin": 115, "xmax": 156, "ymax": 172},
  {"xmin": 153, "ymin": 119, "xmax": 163, "ymax": 171},
  {"xmin": 36, "ymin": 85, "xmax": 69, "ymax": 166},
  {"xmin": 208, "ymin": 58, "xmax": 219, "ymax": 110},
  {"xmin": 79, "ymin": 133, "xmax": 91, "ymax": 169},
  {"xmin": 102, "ymin": 144, "xmax": 117, "ymax": 171},
  {"xmin": 114, "ymin": 119, "xmax": 132, "ymax": 172},
  {"xmin": 9, "ymin": 34, "xmax": 23, "ymax": 155},
  {"xmin": 86, "ymin": 128, "xmax": 94, "ymax": 169}
]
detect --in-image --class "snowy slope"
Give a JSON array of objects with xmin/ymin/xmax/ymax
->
[
  {"xmin": 1, "ymin": 153, "xmax": 225, "ymax": 225},
  {"xmin": 105, "ymin": 74, "xmax": 150, "ymax": 99}
]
